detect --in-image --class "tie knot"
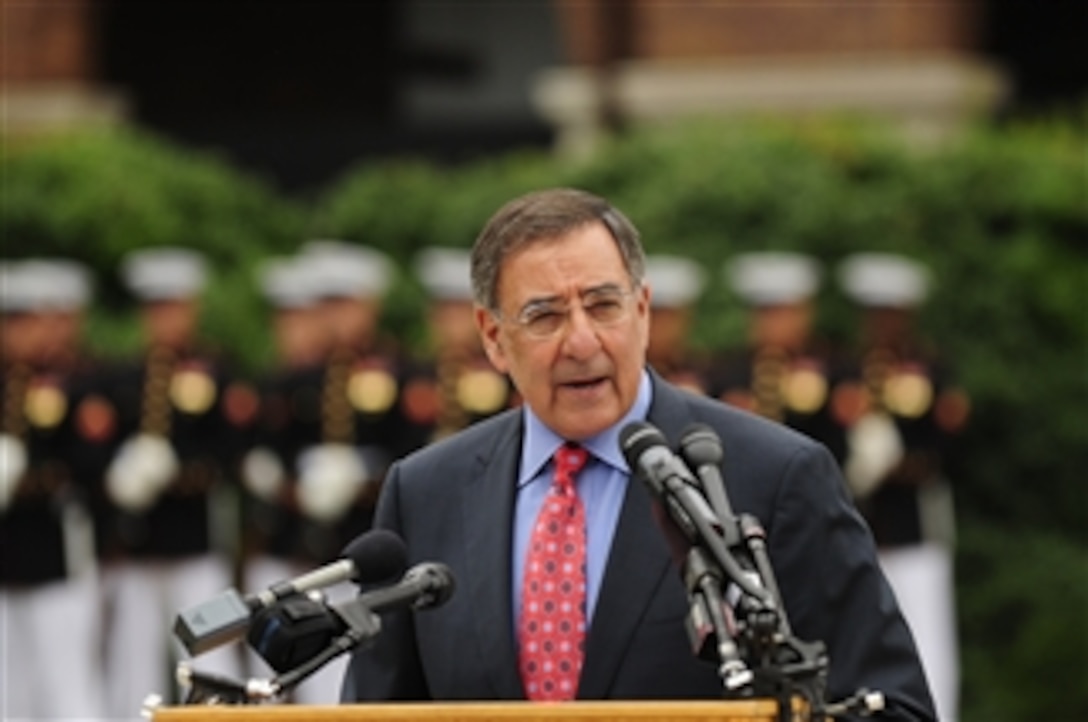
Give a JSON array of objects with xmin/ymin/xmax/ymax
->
[{"xmin": 553, "ymin": 442, "xmax": 588, "ymax": 490}]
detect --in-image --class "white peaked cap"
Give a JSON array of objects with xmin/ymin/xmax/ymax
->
[
  {"xmin": 0, "ymin": 261, "xmax": 43, "ymax": 313},
  {"xmin": 41, "ymin": 259, "xmax": 93, "ymax": 310},
  {"xmin": 838, "ymin": 252, "xmax": 930, "ymax": 308},
  {"xmin": 257, "ymin": 255, "xmax": 323, "ymax": 309},
  {"xmin": 726, "ymin": 251, "xmax": 822, "ymax": 306},
  {"xmin": 1, "ymin": 258, "xmax": 93, "ymax": 312},
  {"xmin": 415, "ymin": 246, "xmax": 473, "ymax": 301},
  {"xmin": 645, "ymin": 254, "xmax": 706, "ymax": 309},
  {"xmin": 301, "ymin": 239, "xmax": 392, "ymax": 299},
  {"xmin": 121, "ymin": 246, "xmax": 207, "ymax": 301}
]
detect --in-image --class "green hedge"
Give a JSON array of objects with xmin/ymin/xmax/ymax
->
[
  {"xmin": 2, "ymin": 128, "xmax": 308, "ymax": 369},
  {"xmin": 957, "ymin": 524, "xmax": 1087, "ymax": 721},
  {"xmin": 3, "ymin": 115, "xmax": 1085, "ymax": 721}
]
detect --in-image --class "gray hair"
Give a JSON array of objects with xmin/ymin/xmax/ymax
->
[{"xmin": 470, "ymin": 188, "xmax": 645, "ymax": 312}]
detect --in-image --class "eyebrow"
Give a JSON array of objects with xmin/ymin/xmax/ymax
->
[{"xmin": 516, "ymin": 282, "xmax": 626, "ymax": 316}]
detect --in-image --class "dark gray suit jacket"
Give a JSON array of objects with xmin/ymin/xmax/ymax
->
[{"xmin": 342, "ymin": 372, "xmax": 935, "ymax": 721}]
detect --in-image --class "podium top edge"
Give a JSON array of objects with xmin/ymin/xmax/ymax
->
[{"xmin": 152, "ymin": 698, "xmax": 800, "ymax": 722}]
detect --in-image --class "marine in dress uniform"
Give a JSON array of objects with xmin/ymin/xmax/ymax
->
[
  {"xmin": 238, "ymin": 253, "xmax": 346, "ymax": 702},
  {"xmin": 0, "ymin": 259, "xmax": 111, "ymax": 718},
  {"xmin": 238, "ymin": 240, "xmax": 423, "ymax": 701},
  {"xmin": 834, "ymin": 252, "xmax": 969, "ymax": 722},
  {"xmin": 99, "ymin": 247, "xmax": 255, "ymax": 718},
  {"xmin": 709, "ymin": 251, "xmax": 847, "ymax": 463},
  {"xmin": 644, "ymin": 254, "xmax": 711, "ymax": 394},
  {"xmin": 289, "ymin": 240, "xmax": 428, "ymax": 555},
  {"xmin": 400, "ymin": 247, "xmax": 518, "ymax": 443}
]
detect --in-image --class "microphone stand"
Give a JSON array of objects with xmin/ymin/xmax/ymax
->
[
  {"xmin": 680, "ymin": 512, "xmax": 829, "ymax": 712},
  {"xmin": 682, "ymin": 546, "xmax": 754, "ymax": 692},
  {"xmin": 661, "ymin": 458, "xmax": 831, "ymax": 714},
  {"xmin": 684, "ymin": 486, "xmax": 886, "ymax": 720},
  {"xmin": 170, "ymin": 599, "xmax": 384, "ymax": 706},
  {"xmin": 172, "ymin": 663, "xmax": 278, "ymax": 706},
  {"xmin": 724, "ymin": 514, "xmax": 830, "ymax": 719}
]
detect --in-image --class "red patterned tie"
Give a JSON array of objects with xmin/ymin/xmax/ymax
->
[{"xmin": 519, "ymin": 442, "xmax": 589, "ymax": 701}]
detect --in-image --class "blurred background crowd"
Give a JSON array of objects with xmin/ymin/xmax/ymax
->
[{"xmin": 2, "ymin": 2, "xmax": 1085, "ymax": 722}]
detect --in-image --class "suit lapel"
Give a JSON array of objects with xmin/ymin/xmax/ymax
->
[
  {"xmin": 460, "ymin": 414, "xmax": 526, "ymax": 698},
  {"xmin": 577, "ymin": 373, "xmax": 691, "ymax": 698},
  {"xmin": 577, "ymin": 469, "xmax": 671, "ymax": 698}
]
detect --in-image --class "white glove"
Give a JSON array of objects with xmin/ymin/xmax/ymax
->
[
  {"xmin": 844, "ymin": 412, "xmax": 905, "ymax": 499},
  {"xmin": 296, "ymin": 444, "xmax": 369, "ymax": 522},
  {"xmin": 106, "ymin": 434, "xmax": 179, "ymax": 512},
  {"xmin": 0, "ymin": 433, "xmax": 27, "ymax": 511},
  {"xmin": 241, "ymin": 446, "xmax": 287, "ymax": 502}
]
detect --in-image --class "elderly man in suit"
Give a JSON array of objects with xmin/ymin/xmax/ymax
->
[{"xmin": 342, "ymin": 188, "xmax": 935, "ymax": 721}]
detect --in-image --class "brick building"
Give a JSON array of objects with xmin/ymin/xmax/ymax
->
[{"xmin": 3, "ymin": 1, "xmax": 1083, "ymax": 190}]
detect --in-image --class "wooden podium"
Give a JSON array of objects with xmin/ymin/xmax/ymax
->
[{"xmin": 151, "ymin": 699, "xmax": 805, "ymax": 722}]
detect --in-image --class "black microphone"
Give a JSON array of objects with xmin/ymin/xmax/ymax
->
[
  {"xmin": 678, "ymin": 423, "xmax": 736, "ymax": 535},
  {"xmin": 678, "ymin": 423, "xmax": 793, "ymax": 637},
  {"xmin": 620, "ymin": 421, "xmax": 720, "ymax": 540},
  {"xmin": 624, "ymin": 424, "xmax": 833, "ymax": 701},
  {"xmin": 249, "ymin": 561, "xmax": 456, "ymax": 675},
  {"xmin": 620, "ymin": 421, "xmax": 769, "ymax": 604},
  {"xmin": 350, "ymin": 561, "xmax": 456, "ymax": 615},
  {"xmin": 174, "ymin": 528, "xmax": 408, "ymax": 656},
  {"xmin": 620, "ymin": 421, "xmax": 758, "ymax": 692}
]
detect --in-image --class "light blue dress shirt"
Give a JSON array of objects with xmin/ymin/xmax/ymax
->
[{"xmin": 512, "ymin": 370, "xmax": 653, "ymax": 634}]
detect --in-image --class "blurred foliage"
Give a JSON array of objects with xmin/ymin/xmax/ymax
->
[
  {"xmin": 2, "ymin": 127, "xmax": 307, "ymax": 369},
  {"xmin": 2, "ymin": 113, "xmax": 1086, "ymax": 720},
  {"xmin": 957, "ymin": 523, "xmax": 1088, "ymax": 721}
]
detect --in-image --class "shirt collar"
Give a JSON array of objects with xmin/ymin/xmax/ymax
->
[{"xmin": 518, "ymin": 369, "xmax": 653, "ymax": 487}]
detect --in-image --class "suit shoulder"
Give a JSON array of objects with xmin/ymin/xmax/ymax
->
[
  {"xmin": 683, "ymin": 389, "xmax": 828, "ymax": 458},
  {"xmin": 395, "ymin": 407, "xmax": 520, "ymax": 473}
]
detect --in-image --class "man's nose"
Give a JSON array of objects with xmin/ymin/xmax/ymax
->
[{"xmin": 560, "ymin": 304, "xmax": 602, "ymax": 358}]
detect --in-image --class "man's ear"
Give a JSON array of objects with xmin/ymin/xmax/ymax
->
[
  {"xmin": 636, "ymin": 282, "xmax": 652, "ymax": 352},
  {"xmin": 475, "ymin": 305, "xmax": 509, "ymax": 374}
]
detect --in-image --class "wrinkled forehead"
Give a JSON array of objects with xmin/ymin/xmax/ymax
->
[{"xmin": 497, "ymin": 227, "xmax": 634, "ymax": 307}]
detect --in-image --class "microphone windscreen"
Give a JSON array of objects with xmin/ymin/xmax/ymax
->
[
  {"xmin": 679, "ymin": 422, "xmax": 723, "ymax": 467},
  {"xmin": 619, "ymin": 421, "xmax": 668, "ymax": 469},
  {"xmin": 342, "ymin": 529, "xmax": 408, "ymax": 584}
]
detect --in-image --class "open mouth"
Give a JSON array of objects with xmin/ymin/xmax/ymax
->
[{"xmin": 561, "ymin": 377, "xmax": 607, "ymax": 391}]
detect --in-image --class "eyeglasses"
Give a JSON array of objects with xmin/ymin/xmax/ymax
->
[{"xmin": 498, "ymin": 285, "xmax": 638, "ymax": 340}]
